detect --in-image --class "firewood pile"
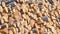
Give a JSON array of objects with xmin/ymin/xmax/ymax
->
[{"xmin": 0, "ymin": 0, "xmax": 60, "ymax": 34}]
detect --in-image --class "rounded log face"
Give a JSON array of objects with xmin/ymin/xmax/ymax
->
[{"xmin": 0, "ymin": 0, "xmax": 60, "ymax": 34}]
